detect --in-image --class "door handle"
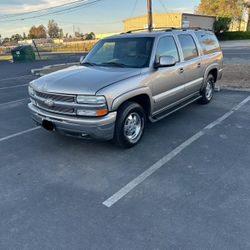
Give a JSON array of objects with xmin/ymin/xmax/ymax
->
[
  {"xmin": 197, "ymin": 63, "xmax": 201, "ymax": 68},
  {"xmin": 179, "ymin": 68, "xmax": 184, "ymax": 74}
]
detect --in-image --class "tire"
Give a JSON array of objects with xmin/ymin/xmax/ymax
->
[
  {"xmin": 113, "ymin": 102, "xmax": 146, "ymax": 148},
  {"xmin": 198, "ymin": 74, "xmax": 215, "ymax": 104}
]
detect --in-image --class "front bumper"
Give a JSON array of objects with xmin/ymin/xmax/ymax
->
[{"xmin": 28, "ymin": 103, "xmax": 117, "ymax": 140}]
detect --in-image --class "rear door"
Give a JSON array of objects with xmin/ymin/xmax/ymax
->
[{"xmin": 177, "ymin": 33, "xmax": 203, "ymax": 96}]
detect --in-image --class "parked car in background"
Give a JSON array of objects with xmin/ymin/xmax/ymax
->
[{"xmin": 28, "ymin": 28, "xmax": 223, "ymax": 148}]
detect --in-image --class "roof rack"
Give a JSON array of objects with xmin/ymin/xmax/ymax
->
[
  {"xmin": 121, "ymin": 26, "xmax": 212, "ymax": 34},
  {"xmin": 122, "ymin": 27, "xmax": 178, "ymax": 34}
]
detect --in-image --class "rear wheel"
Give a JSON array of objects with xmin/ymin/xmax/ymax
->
[
  {"xmin": 113, "ymin": 102, "xmax": 146, "ymax": 148},
  {"xmin": 198, "ymin": 74, "xmax": 215, "ymax": 104}
]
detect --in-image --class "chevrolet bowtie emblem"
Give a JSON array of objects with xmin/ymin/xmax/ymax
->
[{"xmin": 44, "ymin": 99, "xmax": 54, "ymax": 107}]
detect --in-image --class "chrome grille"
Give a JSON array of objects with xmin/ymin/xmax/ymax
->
[
  {"xmin": 37, "ymin": 101, "xmax": 74, "ymax": 114},
  {"xmin": 36, "ymin": 91, "xmax": 75, "ymax": 103},
  {"xmin": 33, "ymin": 90, "xmax": 76, "ymax": 115}
]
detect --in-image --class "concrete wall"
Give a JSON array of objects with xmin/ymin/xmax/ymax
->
[{"xmin": 182, "ymin": 14, "xmax": 216, "ymax": 30}]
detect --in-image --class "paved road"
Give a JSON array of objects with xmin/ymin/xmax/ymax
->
[
  {"xmin": 222, "ymin": 47, "xmax": 250, "ymax": 64},
  {"xmin": 0, "ymin": 54, "xmax": 81, "ymax": 79},
  {"xmin": 0, "ymin": 62, "xmax": 250, "ymax": 249}
]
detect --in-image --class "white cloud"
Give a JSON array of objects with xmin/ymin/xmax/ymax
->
[
  {"xmin": 169, "ymin": 7, "xmax": 195, "ymax": 14},
  {"xmin": 0, "ymin": 0, "xmax": 83, "ymax": 14},
  {"xmin": 0, "ymin": 26, "xmax": 30, "ymax": 37}
]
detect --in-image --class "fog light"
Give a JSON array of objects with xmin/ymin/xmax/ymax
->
[
  {"xmin": 77, "ymin": 109, "xmax": 97, "ymax": 116},
  {"xmin": 77, "ymin": 109, "xmax": 108, "ymax": 117}
]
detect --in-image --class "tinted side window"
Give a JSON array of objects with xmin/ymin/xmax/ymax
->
[
  {"xmin": 178, "ymin": 34, "xmax": 198, "ymax": 60},
  {"xmin": 195, "ymin": 31, "xmax": 220, "ymax": 55},
  {"xmin": 155, "ymin": 36, "xmax": 180, "ymax": 63}
]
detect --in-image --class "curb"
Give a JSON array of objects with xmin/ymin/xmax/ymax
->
[
  {"xmin": 221, "ymin": 87, "xmax": 250, "ymax": 92},
  {"xmin": 31, "ymin": 62, "xmax": 79, "ymax": 76}
]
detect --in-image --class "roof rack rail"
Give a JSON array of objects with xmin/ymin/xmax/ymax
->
[
  {"xmin": 123, "ymin": 27, "xmax": 178, "ymax": 34},
  {"xmin": 120, "ymin": 27, "xmax": 213, "ymax": 35}
]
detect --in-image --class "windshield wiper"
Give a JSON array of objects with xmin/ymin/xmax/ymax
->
[
  {"xmin": 99, "ymin": 62, "xmax": 127, "ymax": 68},
  {"xmin": 81, "ymin": 62, "xmax": 97, "ymax": 66}
]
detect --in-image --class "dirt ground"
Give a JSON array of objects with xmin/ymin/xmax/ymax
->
[{"xmin": 218, "ymin": 64, "xmax": 250, "ymax": 89}]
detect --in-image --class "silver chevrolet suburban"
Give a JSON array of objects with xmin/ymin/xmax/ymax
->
[{"xmin": 28, "ymin": 29, "xmax": 223, "ymax": 148}]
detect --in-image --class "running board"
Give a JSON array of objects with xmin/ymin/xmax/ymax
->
[{"xmin": 150, "ymin": 95, "xmax": 202, "ymax": 122}]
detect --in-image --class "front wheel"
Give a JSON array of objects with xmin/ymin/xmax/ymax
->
[
  {"xmin": 198, "ymin": 74, "xmax": 215, "ymax": 104},
  {"xmin": 113, "ymin": 102, "xmax": 146, "ymax": 148}
]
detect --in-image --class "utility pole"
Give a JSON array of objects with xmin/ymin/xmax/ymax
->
[{"xmin": 147, "ymin": 0, "xmax": 153, "ymax": 32}]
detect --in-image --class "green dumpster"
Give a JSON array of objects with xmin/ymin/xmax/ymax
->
[{"xmin": 11, "ymin": 45, "xmax": 36, "ymax": 62}]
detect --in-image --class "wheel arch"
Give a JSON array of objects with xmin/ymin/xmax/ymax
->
[
  {"xmin": 111, "ymin": 88, "xmax": 153, "ymax": 119},
  {"xmin": 202, "ymin": 64, "xmax": 219, "ymax": 90}
]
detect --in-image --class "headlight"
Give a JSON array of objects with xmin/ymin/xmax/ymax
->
[
  {"xmin": 76, "ymin": 95, "xmax": 108, "ymax": 116},
  {"xmin": 76, "ymin": 95, "xmax": 106, "ymax": 104},
  {"xmin": 28, "ymin": 86, "xmax": 35, "ymax": 96}
]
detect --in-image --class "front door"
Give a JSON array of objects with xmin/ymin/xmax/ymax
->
[{"xmin": 150, "ymin": 35, "xmax": 186, "ymax": 114}]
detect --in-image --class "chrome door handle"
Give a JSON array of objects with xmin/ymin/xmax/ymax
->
[{"xmin": 179, "ymin": 68, "xmax": 184, "ymax": 73}]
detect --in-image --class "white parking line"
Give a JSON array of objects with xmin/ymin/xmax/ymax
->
[
  {"xmin": 0, "ymin": 75, "xmax": 33, "ymax": 82},
  {"xmin": 0, "ymin": 127, "xmax": 40, "ymax": 143},
  {"xmin": 103, "ymin": 95, "xmax": 250, "ymax": 208},
  {"xmin": 0, "ymin": 98, "xmax": 29, "ymax": 107},
  {"xmin": 0, "ymin": 84, "xmax": 28, "ymax": 90}
]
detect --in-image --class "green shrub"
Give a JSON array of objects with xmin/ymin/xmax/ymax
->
[
  {"xmin": 217, "ymin": 31, "xmax": 250, "ymax": 40},
  {"xmin": 214, "ymin": 17, "xmax": 231, "ymax": 35}
]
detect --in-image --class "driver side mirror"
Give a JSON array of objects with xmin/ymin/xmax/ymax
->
[
  {"xmin": 80, "ymin": 55, "xmax": 86, "ymax": 65},
  {"xmin": 154, "ymin": 56, "xmax": 176, "ymax": 68}
]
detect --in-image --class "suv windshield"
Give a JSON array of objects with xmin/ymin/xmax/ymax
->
[{"xmin": 83, "ymin": 37, "xmax": 154, "ymax": 68}]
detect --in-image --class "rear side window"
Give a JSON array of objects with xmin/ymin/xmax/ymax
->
[
  {"xmin": 178, "ymin": 34, "xmax": 198, "ymax": 60},
  {"xmin": 195, "ymin": 31, "xmax": 220, "ymax": 55},
  {"xmin": 155, "ymin": 36, "xmax": 180, "ymax": 63}
]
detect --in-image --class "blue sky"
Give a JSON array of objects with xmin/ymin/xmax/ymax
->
[{"xmin": 0, "ymin": 0, "xmax": 200, "ymax": 38}]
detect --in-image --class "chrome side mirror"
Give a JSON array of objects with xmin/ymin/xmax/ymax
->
[{"xmin": 155, "ymin": 56, "xmax": 176, "ymax": 68}]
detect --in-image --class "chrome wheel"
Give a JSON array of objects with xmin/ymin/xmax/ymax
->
[
  {"xmin": 123, "ymin": 112, "xmax": 144, "ymax": 143},
  {"xmin": 205, "ymin": 79, "xmax": 213, "ymax": 100}
]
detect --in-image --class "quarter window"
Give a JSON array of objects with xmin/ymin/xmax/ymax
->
[
  {"xmin": 178, "ymin": 34, "xmax": 198, "ymax": 60},
  {"xmin": 155, "ymin": 36, "xmax": 180, "ymax": 63},
  {"xmin": 195, "ymin": 31, "xmax": 220, "ymax": 55}
]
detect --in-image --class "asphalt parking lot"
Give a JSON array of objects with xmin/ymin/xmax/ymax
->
[{"xmin": 1, "ymin": 61, "xmax": 250, "ymax": 250}]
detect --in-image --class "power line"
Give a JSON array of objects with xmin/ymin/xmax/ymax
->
[
  {"xmin": 0, "ymin": 0, "xmax": 104, "ymax": 22},
  {"xmin": 0, "ymin": 0, "xmax": 86, "ymax": 19},
  {"xmin": 158, "ymin": 0, "xmax": 168, "ymax": 12},
  {"xmin": 129, "ymin": 0, "xmax": 139, "ymax": 18}
]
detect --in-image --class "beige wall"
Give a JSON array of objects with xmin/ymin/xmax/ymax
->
[
  {"xmin": 123, "ymin": 13, "xmax": 216, "ymax": 32},
  {"xmin": 123, "ymin": 13, "xmax": 182, "ymax": 32}
]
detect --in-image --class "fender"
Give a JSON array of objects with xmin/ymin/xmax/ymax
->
[
  {"xmin": 111, "ymin": 87, "xmax": 153, "ymax": 112},
  {"xmin": 201, "ymin": 63, "xmax": 219, "ymax": 90}
]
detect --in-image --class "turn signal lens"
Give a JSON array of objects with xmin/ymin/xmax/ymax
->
[{"xmin": 96, "ymin": 109, "xmax": 108, "ymax": 116}]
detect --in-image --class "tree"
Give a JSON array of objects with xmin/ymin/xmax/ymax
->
[
  {"xmin": 23, "ymin": 32, "xmax": 27, "ymax": 40},
  {"xmin": 214, "ymin": 17, "xmax": 232, "ymax": 34},
  {"xmin": 244, "ymin": 1, "xmax": 250, "ymax": 31},
  {"xmin": 28, "ymin": 25, "xmax": 47, "ymax": 39},
  {"xmin": 196, "ymin": 0, "xmax": 244, "ymax": 19},
  {"xmin": 85, "ymin": 32, "xmax": 95, "ymax": 40},
  {"xmin": 48, "ymin": 19, "xmax": 63, "ymax": 38},
  {"xmin": 11, "ymin": 34, "xmax": 22, "ymax": 42}
]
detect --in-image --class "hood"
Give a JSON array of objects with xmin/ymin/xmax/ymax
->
[{"xmin": 31, "ymin": 65, "xmax": 142, "ymax": 95}]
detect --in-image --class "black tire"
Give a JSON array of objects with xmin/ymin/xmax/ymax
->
[
  {"xmin": 198, "ymin": 74, "xmax": 215, "ymax": 104},
  {"xmin": 113, "ymin": 102, "xmax": 146, "ymax": 148}
]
